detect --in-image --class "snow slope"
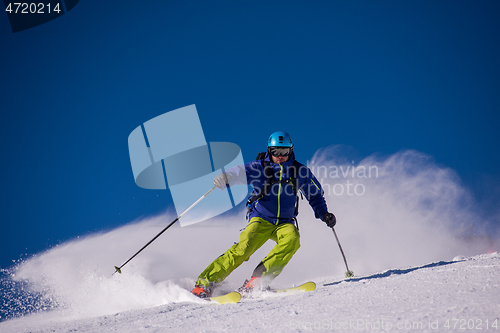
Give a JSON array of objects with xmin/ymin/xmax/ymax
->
[
  {"xmin": 1, "ymin": 252, "xmax": 499, "ymax": 333},
  {"xmin": 1, "ymin": 149, "xmax": 499, "ymax": 332}
]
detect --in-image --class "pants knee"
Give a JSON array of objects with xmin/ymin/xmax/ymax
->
[
  {"xmin": 227, "ymin": 241, "xmax": 255, "ymax": 264},
  {"xmin": 278, "ymin": 228, "xmax": 300, "ymax": 253},
  {"xmin": 287, "ymin": 235, "xmax": 300, "ymax": 254}
]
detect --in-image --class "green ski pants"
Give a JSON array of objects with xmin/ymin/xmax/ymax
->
[{"xmin": 196, "ymin": 217, "xmax": 300, "ymax": 287}]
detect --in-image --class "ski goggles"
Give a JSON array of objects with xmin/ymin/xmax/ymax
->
[{"xmin": 269, "ymin": 146, "xmax": 293, "ymax": 157}]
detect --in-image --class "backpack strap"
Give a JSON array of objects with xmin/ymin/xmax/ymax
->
[
  {"xmin": 246, "ymin": 152, "xmax": 272, "ymax": 209},
  {"xmin": 288, "ymin": 160, "xmax": 301, "ymax": 215}
]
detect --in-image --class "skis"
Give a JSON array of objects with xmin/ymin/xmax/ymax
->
[
  {"xmin": 208, "ymin": 291, "xmax": 241, "ymax": 304},
  {"xmin": 272, "ymin": 281, "xmax": 316, "ymax": 293},
  {"xmin": 240, "ymin": 281, "xmax": 316, "ymax": 299},
  {"xmin": 200, "ymin": 281, "xmax": 315, "ymax": 304}
]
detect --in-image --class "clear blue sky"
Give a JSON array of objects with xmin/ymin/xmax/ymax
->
[{"xmin": 1, "ymin": 1, "xmax": 499, "ymax": 269}]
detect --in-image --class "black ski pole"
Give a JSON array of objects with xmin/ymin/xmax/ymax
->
[
  {"xmin": 332, "ymin": 227, "xmax": 354, "ymax": 278},
  {"xmin": 113, "ymin": 185, "xmax": 218, "ymax": 275}
]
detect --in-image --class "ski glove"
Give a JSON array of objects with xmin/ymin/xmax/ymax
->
[
  {"xmin": 214, "ymin": 172, "xmax": 230, "ymax": 189},
  {"xmin": 322, "ymin": 212, "xmax": 336, "ymax": 228}
]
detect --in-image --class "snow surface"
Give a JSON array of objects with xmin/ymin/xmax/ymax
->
[
  {"xmin": 1, "ymin": 253, "xmax": 499, "ymax": 332},
  {"xmin": 1, "ymin": 149, "xmax": 499, "ymax": 332}
]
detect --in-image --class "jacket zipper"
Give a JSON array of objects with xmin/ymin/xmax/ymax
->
[{"xmin": 276, "ymin": 164, "xmax": 283, "ymax": 224}]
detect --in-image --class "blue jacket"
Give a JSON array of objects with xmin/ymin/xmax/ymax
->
[{"xmin": 226, "ymin": 152, "xmax": 328, "ymax": 225}]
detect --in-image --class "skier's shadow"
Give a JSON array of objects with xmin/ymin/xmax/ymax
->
[{"xmin": 323, "ymin": 259, "xmax": 461, "ymax": 286}]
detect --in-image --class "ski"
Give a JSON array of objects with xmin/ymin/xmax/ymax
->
[
  {"xmin": 272, "ymin": 281, "xmax": 316, "ymax": 293},
  {"xmin": 238, "ymin": 281, "xmax": 316, "ymax": 299},
  {"xmin": 208, "ymin": 291, "xmax": 241, "ymax": 304}
]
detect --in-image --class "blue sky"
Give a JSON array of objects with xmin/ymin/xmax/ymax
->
[{"xmin": 1, "ymin": 1, "xmax": 499, "ymax": 269}]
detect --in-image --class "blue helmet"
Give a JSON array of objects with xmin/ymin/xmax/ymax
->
[{"xmin": 267, "ymin": 131, "xmax": 294, "ymax": 148}]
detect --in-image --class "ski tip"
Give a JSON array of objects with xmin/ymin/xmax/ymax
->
[
  {"xmin": 273, "ymin": 281, "xmax": 316, "ymax": 293},
  {"xmin": 209, "ymin": 291, "xmax": 241, "ymax": 304},
  {"xmin": 302, "ymin": 281, "xmax": 316, "ymax": 291},
  {"xmin": 114, "ymin": 266, "xmax": 122, "ymax": 274}
]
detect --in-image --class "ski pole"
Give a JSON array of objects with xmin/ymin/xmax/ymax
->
[
  {"xmin": 113, "ymin": 185, "xmax": 218, "ymax": 275},
  {"xmin": 331, "ymin": 227, "xmax": 354, "ymax": 278}
]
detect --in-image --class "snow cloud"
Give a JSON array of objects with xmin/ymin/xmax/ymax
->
[{"xmin": 294, "ymin": 146, "xmax": 499, "ymax": 279}]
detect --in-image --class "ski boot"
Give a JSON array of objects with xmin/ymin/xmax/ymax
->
[
  {"xmin": 238, "ymin": 277, "xmax": 270, "ymax": 295},
  {"xmin": 191, "ymin": 284, "xmax": 212, "ymax": 298}
]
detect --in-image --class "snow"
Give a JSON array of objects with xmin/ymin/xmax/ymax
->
[
  {"xmin": 1, "ymin": 253, "xmax": 499, "ymax": 332},
  {"xmin": 1, "ymin": 149, "xmax": 499, "ymax": 332}
]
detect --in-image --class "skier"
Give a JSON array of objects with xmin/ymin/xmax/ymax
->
[{"xmin": 191, "ymin": 131, "xmax": 336, "ymax": 297}]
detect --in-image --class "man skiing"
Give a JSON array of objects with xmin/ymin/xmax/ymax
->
[{"xmin": 191, "ymin": 131, "xmax": 336, "ymax": 297}]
